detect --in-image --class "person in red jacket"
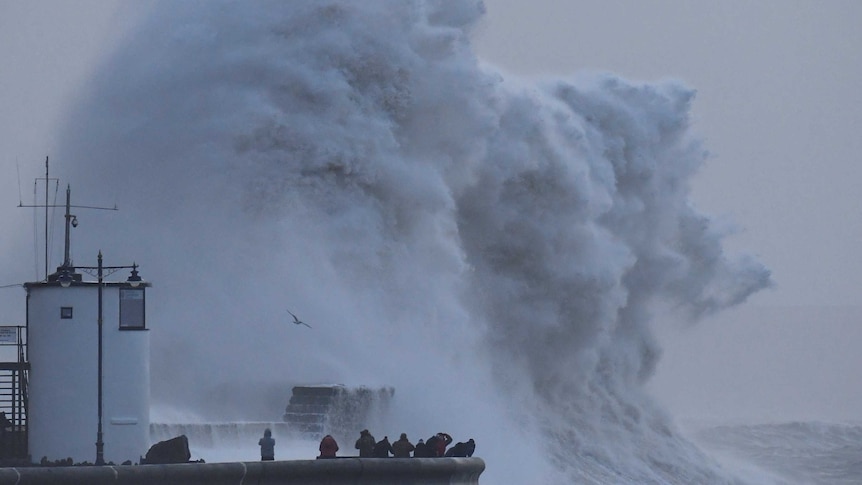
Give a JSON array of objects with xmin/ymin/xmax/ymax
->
[
  {"xmin": 426, "ymin": 432, "xmax": 452, "ymax": 457},
  {"xmin": 318, "ymin": 434, "xmax": 339, "ymax": 458}
]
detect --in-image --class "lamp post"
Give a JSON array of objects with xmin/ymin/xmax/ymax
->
[{"xmin": 58, "ymin": 252, "xmax": 142, "ymax": 465}]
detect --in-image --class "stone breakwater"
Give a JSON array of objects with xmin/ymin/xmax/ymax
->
[{"xmin": 0, "ymin": 457, "xmax": 485, "ymax": 485}]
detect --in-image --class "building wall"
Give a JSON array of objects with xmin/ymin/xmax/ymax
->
[
  {"xmin": 27, "ymin": 282, "xmax": 150, "ymax": 464},
  {"xmin": 100, "ymin": 285, "xmax": 150, "ymax": 463}
]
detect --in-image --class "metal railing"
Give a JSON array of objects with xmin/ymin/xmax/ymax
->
[{"xmin": 0, "ymin": 325, "xmax": 28, "ymax": 460}]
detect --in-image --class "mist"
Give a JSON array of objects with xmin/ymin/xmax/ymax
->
[{"xmin": 44, "ymin": 1, "xmax": 770, "ymax": 482}]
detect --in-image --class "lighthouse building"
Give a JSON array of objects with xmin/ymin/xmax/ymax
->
[
  {"xmin": 25, "ymin": 263, "xmax": 150, "ymax": 464},
  {"xmin": 2, "ymin": 167, "xmax": 153, "ymax": 465}
]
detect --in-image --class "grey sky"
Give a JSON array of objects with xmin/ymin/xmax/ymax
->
[{"xmin": 2, "ymin": 1, "xmax": 861, "ymax": 423}]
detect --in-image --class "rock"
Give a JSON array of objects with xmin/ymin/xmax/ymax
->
[{"xmin": 144, "ymin": 435, "xmax": 191, "ymax": 464}]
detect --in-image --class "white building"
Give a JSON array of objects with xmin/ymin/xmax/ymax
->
[{"xmin": 25, "ymin": 260, "xmax": 150, "ymax": 464}]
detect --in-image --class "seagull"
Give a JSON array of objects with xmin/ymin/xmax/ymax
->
[{"xmin": 287, "ymin": 309, "xmax": 312, "ymax": 328}]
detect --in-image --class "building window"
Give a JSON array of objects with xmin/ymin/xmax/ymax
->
[
  {"xmin": 60, "ymin": 307, "xmax": 73, "ymax": 319},
  {"xmin": 119, "ymin": 287, "xmax": 145, "ymax": 329}
]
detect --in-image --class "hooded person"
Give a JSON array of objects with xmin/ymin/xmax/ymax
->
[
  {"xmin": 424, "ymin": 435, "xmax": 439, "ymax": 457},
  {"xmin": 413, "ymin": 438, "xmax": 430, "ymax": 457},
  {"xmin": 355, "ymin": 429, "xmax": 376, "ymax": 457},
  {"xmin": 392, "ymin": 433, "xmax": 415, "ymax": 458},
  {"xmin": 318, "ymin": 434, "xmax": 339, "ymax": 458},
  {"xmin": 445, "ymin": 438, "xmax": 476, "ymax": 457},
  {"xmin": 258, "ymin": 428, "xmax": 275, "ymax": 461},
  {"xmin": 0, "ymin": 412, "xmax": 11, "ymax": 438},
  {"xmin": 464, "ymin": 438, "xmax": 476, "ymax": 457},
  {"xmin": 372, "ymin": 436, "xmax": 394, "ymax": 458}
]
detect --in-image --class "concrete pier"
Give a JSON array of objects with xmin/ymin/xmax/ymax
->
[{"xmin": 0, "ymin": 457, "xmax": 485, "ymax": 484}]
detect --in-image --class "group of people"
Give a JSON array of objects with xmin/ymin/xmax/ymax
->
[
  {"xmin": 353, "ymin": 429, "xmax": 475, "ymax": 459},
  {"xmin": 258, "ymin": 428, "xmax": 476, "ymax": 461}
]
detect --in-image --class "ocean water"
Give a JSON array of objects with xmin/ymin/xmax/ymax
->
[
  {"xmin": 54, "ymin": 1, "xmax": 777, "ymax": 483},
  {"xmin": 689, "ymin": 421, "xmax": 862, "ymax": 485}
]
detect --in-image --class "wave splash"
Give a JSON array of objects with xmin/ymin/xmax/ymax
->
[{"xmin": 59, "ymin": 1, "xmax": 770, "ymax": 483}]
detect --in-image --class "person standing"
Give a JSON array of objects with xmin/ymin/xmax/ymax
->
[
  {"xmin": 318, "ymin": 434, "xmax": 339, "ymax": 458},
  {"xmin": 437, "ymin": 432, "xmax": 452, "ymax": 456},
  {"xmin": 392, "ymin": 433, "xmax": 415, "ymax": 458},
  {"xmin": 0, "ymin": 412, "xmax": 11, "ymax": 454},
  {"xmin": 445, "ymin": 438, "xmax": 476, "ymax": 457},
  {"xmin": 259, "ymin": 428, "xmax": 275, "ymax": 461},
  {"xmin": 413, "ymin": 438, "xmax": 430, "ymax": 457},
  {"xmin": 426, "ymin": 432, "xmax": 452, "ymax": 457},
  {"xmin": 355, "ymin": 429, "xmax": 376, "ymax": 457},
  {"xmin": 464, "ymin": 438, "xmax": 475, "ymax": 457},
  {"xmin": 372, "ymin": 436, "xmax": 394, "ymax": 457},
  {"xmin": 424, "ymin": 435, "xmax": 439, "ymax": 456},
  {"xmin": 0, "ymin": 412, "xmax": 11, "ymax": 439}
]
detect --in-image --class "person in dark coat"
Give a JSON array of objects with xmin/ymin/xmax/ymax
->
[
  {"xmin": 424, "ymin": 435, "xmax": 439, "ymax": 456},
  {"xmin": 372, "ymin": 436, "xmax": 394, "ymax": 457},
  {"xmin": 444, "ymin": 438, "xmax": 476, "ymax": 457},
  {"xmin": 464, "ymin": 438, "xmax": 475, "ymax": 457},
  {"xmin": 392, "ymin": 433, "xmax": 415, "ymax": 458},
  {"xmin": 0, "ymin": 412, "xmax": 11, "ymax": 437},
  {"xmin": 258, "ymin": 428, "xmax": 275, "ymax": 461},
  {"xmin": 0, "ymin": 412, "xmax": 11, "ymax": 450},
  {"xmin": 413, "ymin": 438, "xmax": 430, "ymax": 457},
  {"xmin": 318, "ymin": 434, "xmax": 339, "ymax": 458},
  {"xmin": 355, "ymin": 429, "xmax": 376, "ymax": 457}
]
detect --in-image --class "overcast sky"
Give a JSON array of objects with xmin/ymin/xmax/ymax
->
[{"xmin": 2, "ymin": 0, "xmax": 860, "ymax": 423}]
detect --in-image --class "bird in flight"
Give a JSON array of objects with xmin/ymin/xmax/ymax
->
[{"xmin": 287, "ymin": 309, "xmax": 312, "ymax": 328}]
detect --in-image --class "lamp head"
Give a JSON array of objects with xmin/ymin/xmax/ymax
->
[
  {"xmin": 127, "ymin": 264, "xmax": 142, "ymax": 288},
  {"xmin": 58, "ymin": 270, "xmax": 73, "ymax": 288}
]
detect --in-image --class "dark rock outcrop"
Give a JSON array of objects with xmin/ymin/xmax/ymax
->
[{"xmin": 144, "ymin": 435, "xmax": 191, "ymax": 464}]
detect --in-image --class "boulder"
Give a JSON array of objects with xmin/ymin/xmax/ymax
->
[{"xmin": 144, "ymin": 435, "xmax": 191, "ymax": 464}]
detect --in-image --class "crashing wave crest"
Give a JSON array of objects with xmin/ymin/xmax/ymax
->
[{"xmin": 59, "ymin": 1, "xmax": 770, "ymax": 482}]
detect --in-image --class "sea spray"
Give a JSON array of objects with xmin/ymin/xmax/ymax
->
[{"xmin": 57, "ymin": 1, "xmax": 770, "ymax": 482}]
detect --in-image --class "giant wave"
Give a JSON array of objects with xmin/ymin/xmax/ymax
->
[{"xmin": 57, "ymin": 1, "xmax": 771, "ymax": 483}]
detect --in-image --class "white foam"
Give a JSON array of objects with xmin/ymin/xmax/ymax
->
[{"xmin": 58, "ymin": 2, "xmax": 770, "ymax": 482}]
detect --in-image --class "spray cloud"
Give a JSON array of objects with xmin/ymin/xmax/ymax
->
[{"xmin": 56, "ymin": 1, "xmax": 770, "ymax": 482}]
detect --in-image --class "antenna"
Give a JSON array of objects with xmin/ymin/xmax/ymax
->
[
  {"xmin": 16, "ymin": 158, "xmax": 23, "ymax": 206},
  {"xmin": 18, "ymin": 156, "xmax": 118, "ymax": 280}
]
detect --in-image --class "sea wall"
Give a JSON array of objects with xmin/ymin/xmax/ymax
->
[{"xmin": 0, "ymin": 457, "xmax": 485, "ymax": 485}]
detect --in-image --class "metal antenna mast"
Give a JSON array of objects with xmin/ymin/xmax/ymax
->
[{"xmin": 18, "ymin": 156, "xmax": 117, "ymax": 280}]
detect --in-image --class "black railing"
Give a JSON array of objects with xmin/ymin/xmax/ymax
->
[{"xmin": 0, "ymin": 325, "xmax": 28, "ymax": 461}]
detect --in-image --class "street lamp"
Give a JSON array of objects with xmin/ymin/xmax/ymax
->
[{"xmin": 66, "ymin": 252, "xmax": 143, "ymax": 466}]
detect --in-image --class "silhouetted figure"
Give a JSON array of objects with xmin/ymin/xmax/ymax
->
[
  {"xmin": 259, "ymin": 428, "xmax": 275, "ymax": 461},
  {"xmin": 424, "ymin": 435, "xmax": 439, "ymax": 456},
  {"xmin": 372, "ymin": 436, "xmax": 394, "ymax": 457},
  {"xmin": 0, "ymin": 412, "xmax": 11, "ymax": 436},
  {"xmin": 426, "ymin": 432, "xmax": 452, "ymax": 457},
  {"xmin": 413, "ymin": 439, "xmax": 431, "ymax": 457},
  {"xmin": 465, "ymin": 438, "xmax": 476, "ymax": 457},
  {"xmin": 445, "ymin": 439, "xmax": 476, "ymax": 457},
  {"xmin": 355, "ymin": 429, "xmax": 376, "ymax": 457},
  {"xmin": 392, "ymin": 433, "xmax": 415, "ymax": 458},
  {"xmin": 318, "ymin": 434, "xmax": 339, "ymax": 458},
  {"xmin": 0, "ymin": 412, "xmax": 10, "ymax": 456}
]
